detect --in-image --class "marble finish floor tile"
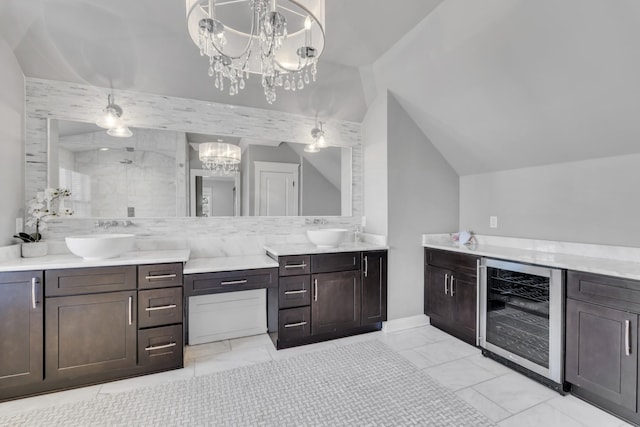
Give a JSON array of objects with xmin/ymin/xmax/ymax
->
[
  {"xmin": 498, "ymin": 402, "xmax": 584, "ymax": 427},
  {"xmin": 545, "ymin": 394, "xmax": 627, "ymax": 427},
  {"xmin": 456, "ymin": 387, "xmax": 512, "ymax": 423},
  {"xmin": 98, "ymin": 366, "xmax": 195, "ymax": 395},
  {"xmin": 0, "ymin": 385, "xmax": 102, "ymax": 418},
  {"xmin": 194, "ymin": 345, "xmax": 273, "ymax": 376},
  {"xmin": 378, "ymin": 328, "xmax": 440, "ymax": 352},
  {"xmin": 425, "ymin": 357, "xmax": 500, "ymax": 391},
  {"xmin": 473, "ymin": 372, "xmax": 557, "ymax": 414},
  {"xmin": 184, "ymin": 339, "xmax": 231, "ymax": 361},
  {"xmin": 465, "ymin": 353, "xmax": 514, "ymax": 377},
  {"xmin": 411, "ymin": 337, "xmax": 481, "ymax": 367},
  {"xmin": 228, "ymin": 333, "xmax": 274, "ymax": 351}
]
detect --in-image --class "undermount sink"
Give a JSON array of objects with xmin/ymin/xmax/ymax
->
[
  {"xmin": 306, "ymin": 229, "xmax": 349, "ymax": 248},
  {"xmin": 65, "ymin": 234, "xmax": 135, "ymax": 260}
]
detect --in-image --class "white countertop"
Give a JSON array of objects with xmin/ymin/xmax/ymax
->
[
  {"xmin": 264, "ymin": 242, "xmax": 389, "ymax": 257},
  {"xmin": 422, "ymin": 234, "xmax": 640, "ymax": 281},
  {"xmin": 0, "ymin": 249, "xmax": 191, "ymax": 272},
  {"xmin": 184, "ymin": 255, "xmax": 279, "ymax": 275}
]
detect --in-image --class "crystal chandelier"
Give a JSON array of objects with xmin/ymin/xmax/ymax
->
[
  {"xmin": 186, "ymin": 0, "xmax": 326, "ymax": 104},
  {"xmin": 199, "ymin": 142, "xmax": 241, "ymax": 173}
]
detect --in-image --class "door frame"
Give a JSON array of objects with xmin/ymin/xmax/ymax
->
[{"xmin": 253, "ymin": 161, "xmax": 299, "ymax": 216}]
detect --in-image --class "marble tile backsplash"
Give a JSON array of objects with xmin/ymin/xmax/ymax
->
[{"xmin": 46, "ymin": 217, "xmax": 361, "ymax": 258}]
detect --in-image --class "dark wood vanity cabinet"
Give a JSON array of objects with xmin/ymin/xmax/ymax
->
[
  {"xmin": 274, "ymin": 250, "xmax": 387, "ymax": 349},
  {"xmin": 361, "ymin": 251, "xmax": 387, "ymax": 325},
  {"xmin": 45, "ymin": 289, "xmax": 138, "ymax": 381},
  {"xmin": 0, "ymin": 271, "xmax": 43, "ymax": 393},
  {"xmin": 565, "ymin": 270, "xmax": 640, "ymax": 422},
  {"xmin": 424, "ymin": 249, "xmax": 479, "ymax": 345},
  {"xmin": 1, "ymin": 262, "xmax": 184, "ymax": 402}
]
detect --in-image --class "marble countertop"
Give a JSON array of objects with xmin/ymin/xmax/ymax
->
[
  {"xmin": 265, "ymin": 242, "xmax": 389, "ymax": 257},
  {"xmin": 422, "ymin": 234, "xmax": 640, "ymax": 280},
  {"xmin": 184, "ymin": 255, "xmax": 279, "ymax": 275},
  {"xmin": 0, "ymin": 249, "xmax": 191, "ymax": 272}
]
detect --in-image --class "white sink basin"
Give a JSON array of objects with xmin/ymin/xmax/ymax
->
[
  {"xmin": 65, "ymin": 234, "xmax": 135, "ymax": 260},
  {"xmin": 306, "ymin": 229, "xmax": 349, "ymax": 248}
]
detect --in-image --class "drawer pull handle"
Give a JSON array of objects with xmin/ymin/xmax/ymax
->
[
  {"xmin": 145, "ymin": 304, "xmax": 177, "ymax": 312},
  {"xmin": 314, "ymin": 278, "xmax": 318, "ymax": 302},
  {"xmin": 221, "ymin": 279, "xmax": 248, "ymax": 286},
  {"xmin": 450, "ymin": 276, "xmax": 455, "ymax": 297},
  {"xmin": 364, "ymin": 256, "xmax": 368, "ymax": 278},
  {"xmin": 284, "ymin": 263, "xmax": 307, "ymax": 269},
  {"xmin": 444, "ymin": 274, "xmax": 449, "ymax": 295},
  {"xmin": 284, "ymin": 289, "xmax": 307, "ymax": 295},
  {"xmin": 128, "ymin": 296, "xmax": 133, "ymax": 326},
  {"xmin": 145, "ymin": 342, "xmax": 177, "ymax": 351},
  {"xmin": 145, "ymin": 274, "xmax": 177, "ymax": 280},
  {"xmin": 284, "ymin": 321, "xmax": 307, "ymax": 328},
  {"xmin": 626, "ymin": 320, "xmax": 631, "ymax": 356},
  {"xmin": 31, "ymin": 278, "xmax": 38, "ymax": 309}
]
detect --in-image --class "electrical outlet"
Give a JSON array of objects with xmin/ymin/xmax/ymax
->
[
  {"xmin": 15, "ymin": 217, "xmax": 23, "ymax": 234},
  {"xmin": 489, "ymin": 216, "xmax": 498, "ymax": 229}
]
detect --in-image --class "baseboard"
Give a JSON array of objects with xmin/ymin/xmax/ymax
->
[{"xmin": 382, "ymin": 314, "xmax": 430, "ymax": 333}]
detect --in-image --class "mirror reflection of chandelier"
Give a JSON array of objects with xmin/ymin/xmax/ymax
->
[
  {"xmin": 185, "ymin": 0, "xmax": 326, "ymax": 104},
  {"xmin": 199, "ymin": 142, "xmax": 241, "ymax": 174}
]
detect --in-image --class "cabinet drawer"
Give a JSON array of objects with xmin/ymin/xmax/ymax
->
[
  {"xmin": 279, "ymin": 255, "xmax": 311, "ymax": 276},
  {"xmin": 138, "ymin": 325, "xmax": 183, "ymax": 370},
  {"xmin": 311, "ymin": 252, "xmax": 360, "ymax": 274},
  {"xmin": 138, "ymin": 263, "xmax": 183, "ymax": 290},
  {"xmin": 45, "ymin": 266, "xmax": 136, "ymax": 296},
  {"xmin": 279, "ymin": 276, "xmax": 311, "ymax": 309},
  {"xmin": 185, "ymin": 268, "xmax": 276, "ymax": 296},
  {"xmin": 567, "ymin": 270, "xmax": 640, "ymax": 312},
  {"xmin": 278, "ymin": 307, "xmax": 311, "ymax": 342},
  {"xmin": 425, "ymin": 249, "xmax": 478, "ymax": 274},
  {"xmin": 138, "ymin": 287, "xmax": 183, "ymax": 329}
]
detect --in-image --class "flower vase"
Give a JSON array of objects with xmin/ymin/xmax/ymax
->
[{"xmin": 21, "ymin": 241, "xmax": 48, "ymax": 258}]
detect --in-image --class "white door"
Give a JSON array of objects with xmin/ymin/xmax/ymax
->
[{"xmin": 254, "ymin": 161, "xmax": 299, "ymax": 216}]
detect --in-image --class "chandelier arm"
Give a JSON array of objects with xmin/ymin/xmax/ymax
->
[{"xmin": 204, "ymin": 0, "xmax": 258, "ymax": 61}]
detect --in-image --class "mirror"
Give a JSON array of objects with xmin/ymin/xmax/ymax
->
[{"xmin": 49, "ymin": 120, "xmax": 351, "ymax": 218}]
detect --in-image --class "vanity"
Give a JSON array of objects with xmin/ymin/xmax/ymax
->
[{"xmin": 0, "ymin": 237, "xmax": 387, "ymax": 401}]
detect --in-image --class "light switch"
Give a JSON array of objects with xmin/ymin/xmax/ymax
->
[{"xmin": 489, "ymin": 216, "xmax": 498, "ymax": 228}]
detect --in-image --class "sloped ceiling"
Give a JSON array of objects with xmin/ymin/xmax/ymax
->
[
  {"xmin": 370, "ymin": 0, "xmax": 640, "ymax": 175},
  {"xmin": 0, "ymin": 0, "xmax": 441, "ymax": 122}
]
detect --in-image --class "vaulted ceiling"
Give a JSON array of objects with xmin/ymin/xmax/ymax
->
[
  {"xmin": 0, "ymin": 0, "xmax": 442, "ymax": 122},
  {"xmin": 370, "ymin": 0, "xmax": 640, "ymax": 175}
]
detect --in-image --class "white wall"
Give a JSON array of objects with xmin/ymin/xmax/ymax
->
[
  {"xmin": 362, "ymin": 93, "xmax": 388, "ymax": 236},
  {"xmin": 387, "ymin": 93, "xmax": 459, "ymax": 320},
  {"xmin": 0, "ymin": 37, "xmax": 24, "ymax": 245},
  {"xmin": 460, "ymin": 153, "xmax": 640, "ymax": 247}
]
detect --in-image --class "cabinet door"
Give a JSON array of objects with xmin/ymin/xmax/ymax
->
[
  {"xmin": 361, "ymin": 251, "xmax": 387, "ymax": 324},
  {"xmin": 425, "ymin": 266, "xmax": 453, "ymax": 326},
  {"xmin": 566, "ymin": 299, "xmax": 637, "ymax": 411},
  {"xmin": 46, "ymin": 291, "xmax": 137, "ymax": 381},
  {"xmin": 451, "ymin": 273, "xmax": 477, "ymax": 343},
  {"xmin": 312, "ymin": 271, "xmax": 361, "ymax": 335},
  {"xmin": 0, "ymin": 271, "xmax": 43, "ymax": 390}
]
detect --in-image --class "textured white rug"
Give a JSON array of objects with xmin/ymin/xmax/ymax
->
[{"xmin": 0, "ymin": 340, "xmax": 494, "ymax": 426}]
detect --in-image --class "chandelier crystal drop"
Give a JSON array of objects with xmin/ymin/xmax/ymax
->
[
  {"xmin": 199, "ymin": 142, "xmax": 241, "ymax": 174},
  {"xmin": 186, "ymin": 0, "xmax": 326, "ymax": 104}
]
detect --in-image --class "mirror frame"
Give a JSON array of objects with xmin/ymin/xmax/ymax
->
[{"xmin": 24, "ymin": 78, "xmax": 363, "ymax": 219}]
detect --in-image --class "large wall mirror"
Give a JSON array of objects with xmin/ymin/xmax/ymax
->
[{"xmin": 46, "ymin": 119, "xmax": 352, "ymax": 218}]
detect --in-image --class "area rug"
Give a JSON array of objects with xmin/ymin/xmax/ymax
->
[{"xmin": 0, "ymin": 340, "xmax": 494, "ymax": 426}]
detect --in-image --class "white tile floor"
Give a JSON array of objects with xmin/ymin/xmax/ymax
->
[{"xmin": 0, "ymin": 325, "xmax": 633, "ymax": 426}]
